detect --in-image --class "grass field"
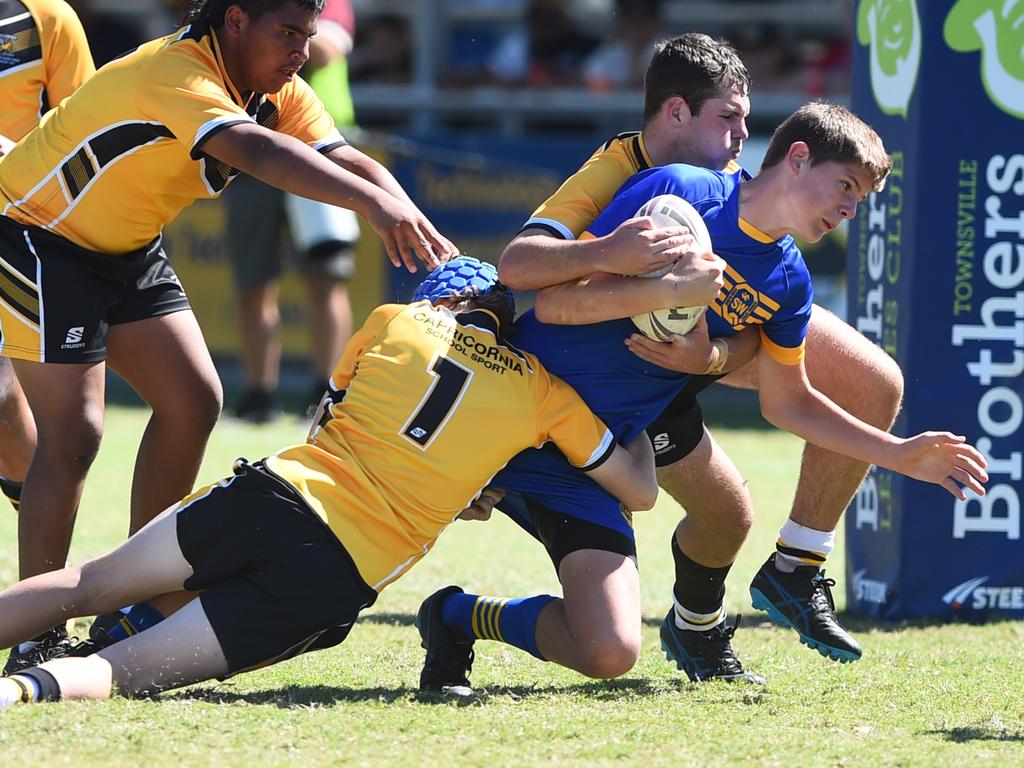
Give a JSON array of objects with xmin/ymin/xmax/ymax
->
[{"xmin": 0, "ymin": 403, "xmax": 1021, "ymax": 767}]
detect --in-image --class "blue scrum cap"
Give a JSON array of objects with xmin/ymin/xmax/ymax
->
[{"xmin": 412, "ymin": 256, "xmax": 500, "ymax": 303}]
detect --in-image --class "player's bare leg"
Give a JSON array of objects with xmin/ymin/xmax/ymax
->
[
  {"xmin": 0, "ymin": 504, "xmax": 222, "ymax": 704},
  {"xmin": 535, "ymin": 549, "xmax": 641, "ymax": 678},
  {"xmin": 730, "ymin": 306, "xmax": 904, "ymax": 662},
  {"xmin": 106, "ymin": 311, "xmax": 222, "ymax": 537},
  {"xmin": 0, "ymin": 359, "xmax": 36, "ymax": 512},
  {"xmin": 656, "ymin": 430, "xmax": 764, "ymax": 682}
]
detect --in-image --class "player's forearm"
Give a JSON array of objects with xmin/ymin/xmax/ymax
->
[
  {"xmin": 760, "ymin": 386, "xmax": 902, "ymax": 469},
  {"xmin": 204, "ymin": 124, "xmax": 392, "ymax": 219},
  {"xmin": 327, "ymin": 144, "xmax": 417, "ymax": 207},
  {"xmin": 499, "ymin": 233, "xmax": 616, "ymax": 290},
  {"xmin": 534, "ymin": 274, "xmax": 672, "ymax": 324},
  {"xmin": 586, "ymin": 436, "xmax": 658, "ymax": 511}
]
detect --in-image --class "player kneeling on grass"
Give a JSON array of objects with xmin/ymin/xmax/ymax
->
[{"xmin": 0, "ymin": 257, "xmax": 659, "ymax": 708}]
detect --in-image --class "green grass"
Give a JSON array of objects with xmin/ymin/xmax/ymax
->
[{"xmin": 0, "ymin": 405, "xmax": 1021, "ymax": 767}]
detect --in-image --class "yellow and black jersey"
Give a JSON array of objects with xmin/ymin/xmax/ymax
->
[
  {"xmin": 522, "ymin": 130, "xmax": 741, "ymax": 240},
  {"xmin": 265, "ymin": 302, "xmax": 615, "ymax": 591},
  {"xmin": 0, "ymin": 19, "xmax": 345, "ymax": 254},
  {"xmin": 0, "ymin": 0, "xmax": 93, "ymax": 143}
]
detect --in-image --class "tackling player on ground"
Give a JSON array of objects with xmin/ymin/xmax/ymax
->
[{"xmin": 0, "ymin": 257, "xmax": 661, "ymax": 708}]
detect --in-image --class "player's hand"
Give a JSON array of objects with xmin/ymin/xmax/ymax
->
[
  {"xmin": 662, "ymin": 250, "xmax": 725, "ymax": 307},
  {"xmin": 457, "ymin": 487, "xmax": 506, "ymax": 522},
  {"xmin": 597, "ymin": 217, "xmax": 697, "ymax": 277},
  {"xmin": 366, "ymin": 196, "xmax": 459, "ymax": 273},
  {"xmin": 896, "ymin": 432, "xmax": 989, "ymax": 500},
  {"xmin": 624, "ymin": 314, "xmax": 716, "ymax": 373}
]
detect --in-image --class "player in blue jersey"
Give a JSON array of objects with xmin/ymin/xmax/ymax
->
[
  {"xmin": 496, "ymin": 34, "xmax": 910, "ymax": 676},
  {"xmin": 416, "ymin": 102, "xmax": 989, "ymax": 694}
]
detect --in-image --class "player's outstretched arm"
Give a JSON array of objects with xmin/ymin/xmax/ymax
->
[
  {"xmin": 534, "ymin": 250, "xmax": 725, "ymax": 325},
  {"xmin": 499, "ymin": 218, "xmax": 690, "ymax": 291},
  {"xmin": 756, "ymin": 354, "xmax": 988, "ymax": 499},
  {"xmin": 202, "ymin": 123, "xmax": 453, "ymax": 272},
  {"xmin": 624, "ymin": 315, "xmax": 760, "ymax": 375},
  {"xmin": 584, "ymin": 433, "xmax": 658, "ymax": 512}
]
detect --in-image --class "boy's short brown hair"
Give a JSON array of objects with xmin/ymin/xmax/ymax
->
[{"xmin": 761, "ymin": 102, "xmax": 892, "ymax": 192}]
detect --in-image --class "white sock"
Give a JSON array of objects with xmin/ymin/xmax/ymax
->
[
  {"xmin": 775, "ymin": 519, "xmax": 835, "ymax": 573},
  {"xmin": 672, "ymin": 597, "xmax": 725, "ymax": 631}
]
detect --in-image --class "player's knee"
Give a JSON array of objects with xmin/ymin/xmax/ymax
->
[
  {"xmin": 38, "ymin": 410, "xmax": 104, "ymax": 468},
  {"xmin": 574, "ymin": 635, "xmax": 640, "ymax": 679}
]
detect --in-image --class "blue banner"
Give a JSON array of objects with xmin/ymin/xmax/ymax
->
[{"xmin": 847, "ymin": 0, "xmax": 1024, "ymax": 620}]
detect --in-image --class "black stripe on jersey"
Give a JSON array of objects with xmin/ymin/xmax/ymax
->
[
  {"xmin": 601, "ymin": 130, "xmax": 639, "ymax": 152},
  {"xmin": 38, "ymin": 85, "xmax": 48, "ymax": 115},
  {"xmin": 0, "ymin": 6, "xmax": 41, "ymax": 73},
  {"xmin": 0, "ymin": 259, "xmax": 39, "ymax": 324},
  {"xmin": 577, "ymin": 437, "xmax": 615, "ymax": 472},
  {"xmin": 516, "ymin": 221, "xmax": 567, "ymax": 240},
  {"xmin": 254, "ymin": 99, "xmax": 279, "ymax": 131},
  {"xmin": 179, "ymin": 20, "xmax": 210, "ymax": 44},
  {"xmin": 318, "ymin": 140, "xmax": 347, "ymax": 155},
  {"xmin": 628, "ymin": 135, "xmax": 650, "ymax": 171},
  {"xmin": 89, "ymin": 123, "xmax": 175, "ymax": 167},
  {"xmin": 60, "ymin": 147, "xmax": 96, "ymax": 200}
]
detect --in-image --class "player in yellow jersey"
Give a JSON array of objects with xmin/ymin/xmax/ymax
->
[
  {"xmin": 495, "ymin": 34, "xmax": 906, "ymax": 678},
  {"xmin": 0, "ymin": 0, "xmax": 456, "ymax": 673},
  {"xmin": 0, "ymin": 0, "xmax": 94, "ymax": 515},
  {"xmin": 0, "ymin": 257, "xmax": 658, "ymax": 707}
]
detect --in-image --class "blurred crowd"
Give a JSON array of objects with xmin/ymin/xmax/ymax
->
[{"xmin": 67, "ymin": 0, "xmax": 851, "ymax": 97}]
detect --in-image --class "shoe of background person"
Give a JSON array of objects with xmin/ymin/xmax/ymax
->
[
  {"xmin": 3, "ymin": 625, "xmax": 85, "ymax": 675},
  {"xmin": 416, "ymin": 585, "xmax": 475, "ymax": 696},
  {"xmin": 749, "ymin": 554, "xmax": 863, "ymax": 663},
  {"xmin": 232, "ymin": 388, "xmax": 280, "ymax": 424},
  {"xmin": 660, "ymin": 610, "xmax": 766, "ymax": 684}
]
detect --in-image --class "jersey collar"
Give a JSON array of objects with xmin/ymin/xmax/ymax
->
[{"xmin": 210, "ymin": 29, "xmax": 248, "ymax": 108}]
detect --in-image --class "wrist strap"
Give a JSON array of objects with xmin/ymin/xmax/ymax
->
[{"xmin": 704, "ymin": 338, "xmax": 730, "ymax": 375}]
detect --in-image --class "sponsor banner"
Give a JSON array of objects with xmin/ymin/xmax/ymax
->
[{"xmin": 847, "ymin": 0, "xmax": 1024, "ymax": 620}]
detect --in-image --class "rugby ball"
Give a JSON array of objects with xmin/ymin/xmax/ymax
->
[{"xmin": 631, "ymin": 194, "xmax": 713, "ymax": 341}]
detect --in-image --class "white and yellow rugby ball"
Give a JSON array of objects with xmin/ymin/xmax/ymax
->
[{"xmin": 631, "ymin": 194, "xmax": 712, "ymax": 341}]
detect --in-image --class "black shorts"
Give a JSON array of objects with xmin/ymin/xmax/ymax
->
[
  {"xmin": 645, "ymin": 374, "xmax": 723, "ymax": 467},
  {"xmin": 0, "ymin": 215, "xmax": 190, "ymax": 363},
  {"xmin": 513, "ymin": 493, "xmax": 638, "ymax": 571},
  {"xmin": 176, "ymin": 459, "xmax": 377, "ymax": 676}
]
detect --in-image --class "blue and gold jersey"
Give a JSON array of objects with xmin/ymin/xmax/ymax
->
[
  {"xmin": 0, "ymin": 0, "xmax": 94, "ymax": 143},
  {"xmin": 588, "ymin": 163, "xmax": 813, "ymax": 363},
  {"xmin": 495, "ymin": 164, "xmax": 813, "ymax": 533},
  {"xmin": 0, "ymin": 19, "xmax": 344, "ymax": 253},
  {"xmin": 264, "ymin": 302, "xmax": 614, "ymax": 591}
]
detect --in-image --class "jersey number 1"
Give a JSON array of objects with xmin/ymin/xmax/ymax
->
[{"xmin": 402, "ymin": 355, "xmax": 473, "ymax": 448}]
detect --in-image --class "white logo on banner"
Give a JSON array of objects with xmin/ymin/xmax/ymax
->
[
  {"xmin": 942, "ymin": 575, "xmax": 1024, "ymax": 609},
  {"xmin": 857, "ymin": 0, "xmax": 922, "ymax": 117},
  {"xmin": 852, "ymin": 569, "xmax": 889, "ymax": 604},
  {"xmin": 946, "ymin": 0, "xmax": 1024, "ymax": 121}
]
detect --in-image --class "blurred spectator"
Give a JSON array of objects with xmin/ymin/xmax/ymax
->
[
  {"xmin": 726, "ymin": 22, "xmax": 802, "ymax": 92},
  {"xmin": 349, "ymin": 13, "xmax": 412, "ymax": 84},
  {"xmin": 483, "ymin": 0, "xmax": 599, "ymax": 87},
  {"xmin": 582, "ymin": 0, "xmax": 662, "ymax": 91},
  {"xmin": 225, "ymin": 0, "xmax": 362, "ymax": 422},
  {"xmin": 71, "ymin": 0, "xmax": 170, "ymax": 66}
]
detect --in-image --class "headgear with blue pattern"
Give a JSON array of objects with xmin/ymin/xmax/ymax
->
[{"xmin": 412, "ymin": 256, "xmax": 514, "ymax": 316}]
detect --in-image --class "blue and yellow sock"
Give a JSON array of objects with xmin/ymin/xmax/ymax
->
[
  {"xmin": 102, "ymin": 601, "xmax": 166, "ymax": 643},
  {"xmin": 441, "ymin": 592, "xmax": 556, "ymax": 660}
]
